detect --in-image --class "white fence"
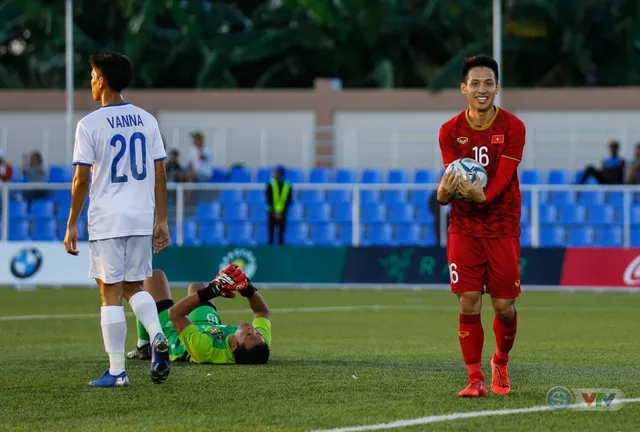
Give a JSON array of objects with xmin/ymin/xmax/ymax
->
[{"xmin": 1, "ymin": 183, "xmax": 638, "ymax": 248}]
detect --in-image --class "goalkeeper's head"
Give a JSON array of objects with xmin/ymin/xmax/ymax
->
[{"xmin": 230, "ymin": 322, "xmax": 270, "ymax": 365}]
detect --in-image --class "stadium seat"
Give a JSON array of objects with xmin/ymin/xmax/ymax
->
[
  {"xmin": 220, "ymin": 189, "xmax": 244, "ymax": 203},
  {"xmin": 52, "ymin": 190, "xmax": 72, "ymax": 206},
  {"xmin": 414, "ymin": 169, "xmax": 437, "ymax": 184},
  {"xmin": 311, "ymin": 223, "xmax": 337, "ymax": 245},
  {"xmin": 255, "ymin": 223, "xmax": 268, "ymax": 244},
  {"xmin": 285, "ymin": 223, "xmax": 309, "ymax": 246},
  {"xmin": 520, "ymin": 205, "xmax": 530, "ymax": 226},
  {"xmin": 361, "ymin": 169, "xmax": 383, "ymax": 183},
  {"xmin": 632, "ymin": 229, "xmax": 640, "ymax": 246},
  {"xmin": 56, "ymin": 218, "xmax": 86, "ymax": 241},
  {"xmin": 170, "ymin": 221, "xmax": 200, "ymax": 246},
  {"xmin": 360, "ymin": 190, "xmax": 381, "ymax": 204},
  {"xmin": 559, "ymin": 205, "xmax": 586, "ymax": 225},
  {"xmin": 32, "ymin": 219, "xmax": 58, "ymax": 241},
  {"xmin": 285, "ymin": 168, "xmax": 305, "ymax": 183},
  {"xmin": 548, "ymin": 169, "xmax": 570, "ymax": 184},
  {"xmin": 288, "ymin": 203, "xmax": 304, "ymax": 222},
  {"xmin": 223, "ymin": 203, "xmax": 249, "ymax": 221},
  {"xmin": 246, "ymin": 190, "xmax": 265, "ymax": 204},
  {"xmin": 567, "ymin": 227, "xmax": 595, "ymax": 246},
  {"xmin": 521, "ymin": 191, "xmax": 531, "ymax": 206},
  {"xmin": 364, "ymin": 223, "xmax": 393, "ymax": 246},
  {"xmin": 383, "ymin": 190, "xmax": 408, "ymax": 204},
  {"xmin": 596, "ymin": 227, "xmax": 623, "ymax": 247},
  {"xmin": 195, "ymin": 202, "xmax": 222, "ymax": 222},
  {"xmin": 309, "ymin": 168, "xmax": 330, "ymax": 183},
  {"xmin": 338, "ymin": 223, "xmax": 353, "ymax": 245},
  {"xmin": 388, "ymin": 169, "xmax": 409, "ymax": 183},
  {"xmin": 540, "ymin": 226, "xmax": 565, "ymax": 246},
  {"xmin": 416, "ymin": 205, "xmax": 435, "ymax": 223},
  {"xmin": 300, "ymin": 190, "xmax": 324, "ymax": 204},
  {"xmin": 11, "ymin": 169, "xmax": 24, "ymax": 182},
  {"xmin": 389, "ymin": 204, "xmax": 414, "ymax": 224},
  {"xmin": 249, "ymin": 203, "xmax": 267, "ymax": 222},
  {"xmin": 608, "ymin": 192, "xmax": 624, "ymax": 208},
  {"xmin": 423, "ymin": 226, "xmax": 437, "ymax": 246},
  {"xmin": 306, "ymin": 203, "xmax": 331, "ymax": 223},
  {"xmin": 228, "ymin": 222, "xmax": 256, "ymax": 246},
  {"xmin": 30, "ymin": 200, "xmax": 54, "ymax": 220},
  {"xmin": 520, "ymin": 169, "xmax": 544, "ymax": 185},
  {"xmin": 579, "ymin": 191, "xmax": 606, "ymax": 206},
  {"xmin": 200, "ymin": 222, "xmax": 227, "ymax": 245},
  {"xmin": 587, "ymin": 205, "xmax": 616, "ymax": 225},
  {"xmin": 539, "ymin": 204, "xmax": 558, "ymax": 225},
  {"xmin": 362, "ymin": 203, "xmax": 386, "ymax": 223},
  {"xmin": 335, "ymin": 169, "xmax": 356, "ymax": 183},
  {"xmin": 211, "ymin": 168, "xmax": 226, "ymax": 182},
  {"xmin": 256, "ymin": 168, "xmax": 272, "ymax": 183},
  {"xmin": 229, "ymin": 168, "xmax": 252, "ymax": 183},
  {"xmin": 8, "ymin": 219, "xmax": 30, "ymax": 241},
  {"xmin": 9, "ymin": 201, "xmax": 27, "ymax": 219},
  {"xmin": 520, "ymin": 227, "xmax": 532, "ymax": 247},
  {"xmin": 632, "ymin": 206, "xmax": 640, "ymax": 225},
  {"xmin": 48, "ymin": 165, "xmax": 72, "ymax": 183},
  {"xmin": 548, "ymin": 191, "xmax": 577, "ymax": 206},
  {"xmin": 327, "ymin": 190, "xmax": 352, "ymax": 203},
  {"xmin": 410, "ymin": 190, "xmax": 432, "ymax": 206},
  {"xmin": 333, "ymin": 205, "xmax": 352, "ymax": 223},
  {"xmin": 396, "ymin": 223, "xmax": 421, "ymax": 246}
]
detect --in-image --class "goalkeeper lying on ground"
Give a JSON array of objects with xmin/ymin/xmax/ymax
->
[{"xmin": 127, "ymin": 264, "xmax": 271, "ymax": 365}]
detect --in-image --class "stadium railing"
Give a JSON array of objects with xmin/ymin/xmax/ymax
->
[{"xmin": 0, "ymin": 182, "xmax": 636, "ymax": 248}]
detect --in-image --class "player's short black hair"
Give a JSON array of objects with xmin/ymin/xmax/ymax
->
[
  {"xmin": 89, "ymin": 52, "xmax": 133, "ymax": 92},
  {"xmin": 234, "ymin": 343, "xmax": 270, "ymax": 365},
  {"xmin": 462, "ymin": 55, "xmax": 499, "ymax": 84}
]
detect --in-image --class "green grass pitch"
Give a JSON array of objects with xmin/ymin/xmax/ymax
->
[{"xmin": 0, "ymin": 286, "xmax": 639, "ymax": 431}]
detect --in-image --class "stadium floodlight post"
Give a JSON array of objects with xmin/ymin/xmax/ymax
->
[
  {"xmin": 65, "ymin": 0, "xmax": 74, "ymax": 163},
  {"xmin": 493, "ymin": 0, "xmax": 502, "ymax": 108}
]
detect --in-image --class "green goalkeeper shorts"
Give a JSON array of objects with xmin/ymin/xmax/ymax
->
[{"xmin": 158, "ymin": 304, "xmax": 223, "ymax": 361}]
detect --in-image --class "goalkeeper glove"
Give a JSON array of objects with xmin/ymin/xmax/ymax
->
[{"xmin": 196, "ymin": 264, "xmax": 245, "ymax": 303}]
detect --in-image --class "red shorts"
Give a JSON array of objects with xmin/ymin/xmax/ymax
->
[{"xmin": 447, "ymin": 234, "xmax": 521, "ymax": 299}]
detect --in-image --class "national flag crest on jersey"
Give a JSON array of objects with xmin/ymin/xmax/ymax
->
[{"xmin": 491, "ymin": 135, "xmax": 505, "ymax": 144}]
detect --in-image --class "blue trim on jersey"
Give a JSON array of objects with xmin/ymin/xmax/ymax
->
[
  {"xmin": 100, "ymin": 102, "xmax": 131, "ymax": 108},
  {"xmin": 154, "ymin": 156, "xmax": 167, "ymax": 162},
  {"xmin": 72, "ymin": 161, "xmax": 92, "ymax": 167}
]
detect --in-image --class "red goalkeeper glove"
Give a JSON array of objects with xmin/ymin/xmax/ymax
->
[{"xmin": 196, "ymin": 264, "xmax": 248, "ymax": 303}]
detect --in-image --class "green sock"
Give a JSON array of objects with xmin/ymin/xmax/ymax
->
[{"xmin": 137, "ymin": 319, "xmax": 150, "ymax": 347}]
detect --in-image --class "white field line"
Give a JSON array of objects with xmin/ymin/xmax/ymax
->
[
  {"xmin": 0, "ymin": 303, "xmax": 639, "ymax": 322},
  {"xmin": 310, "ymin": 398, "xmax": 640, "ymax": 432}
]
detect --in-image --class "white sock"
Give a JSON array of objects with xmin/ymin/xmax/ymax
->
[
  {"xmin": 129, "ymin": 291, "xmax": 163, "ymax": 342},
  {"xmin": 137, "ymin": 338, "xmax": 150, "ymax": 348},
  {"xmin": 100, "ymin": 306, "xmax": 127, "ymax": 376}
]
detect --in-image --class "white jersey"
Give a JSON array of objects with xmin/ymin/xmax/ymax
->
[{"xmin": 72, "ymin": 102, "xmax": 167, "ymax": 241}]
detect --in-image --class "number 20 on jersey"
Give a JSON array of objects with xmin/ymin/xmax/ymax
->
[{"xmin": 111, "ymin": 132, "xmax": 147, "ymax": 183}]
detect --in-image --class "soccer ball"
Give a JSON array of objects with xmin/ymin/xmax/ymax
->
[{"xmin": 444, "ymin": 158, "xmax": 488, "ymax": 200}]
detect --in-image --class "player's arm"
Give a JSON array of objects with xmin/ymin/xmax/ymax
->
[
  {"xmin": 68, "ymin": 165, "xmax": 91, "ymax": 226},
  {"xmin": 437, "ymin": 125, "xmax": 459, "ymax": 205},
  {"xmin": 152, "ymin": 125, "xmax": 170, "ymax": 252},
  {"xmin": 245, "ymin": 291, "xmax": 270, "ymax": 320}
]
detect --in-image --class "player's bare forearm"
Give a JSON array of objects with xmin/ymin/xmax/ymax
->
[
  {"xmin": 154, "ymin": 160, "xmax": 168, "ymax": 223},
  {"xmin": 167, "ymin": 293, "xmax": 200, "ymax": 335},
  {"xmin": 67, "ymin": 166, "xmax": 90, "ymax": 226},
  {"xmin": 247, "ymin": 291, "xmax": 270, "ymax": 319}
]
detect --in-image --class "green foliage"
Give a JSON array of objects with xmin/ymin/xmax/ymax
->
[{"xmin": 0, "ymin": 0, "xmax": 638, "ymax": 88}]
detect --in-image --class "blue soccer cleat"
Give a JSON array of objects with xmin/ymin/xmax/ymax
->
[
  {"xmin": 150, "ymin": 333, "xmax": 171, "ymax": 384},
  {"xmin": 88, "ymin": 370, "xmax": 130, "ymax": 388}
]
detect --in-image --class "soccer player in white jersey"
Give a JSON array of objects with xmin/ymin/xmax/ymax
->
[{"xmin": 64, "ymin": 52, "xmax": 171, "ymax": 387}]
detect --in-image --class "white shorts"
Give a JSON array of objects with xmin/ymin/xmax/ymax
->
[{"xmin": 89, "ymin": 235, "xmax": 153, "ymax": 284}]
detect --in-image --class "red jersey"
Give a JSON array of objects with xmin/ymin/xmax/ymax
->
[{"xmin": 439, "ymin": 107, "xmax": 526, "ymax": 238}]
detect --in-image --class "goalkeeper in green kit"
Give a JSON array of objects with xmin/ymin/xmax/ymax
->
[{"xmin": 127, "ymin": 264, "xmax": 271, "ymax": 365}]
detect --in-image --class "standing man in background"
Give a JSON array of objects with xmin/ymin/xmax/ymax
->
[
  {"xmin": 187, "ymin": 131, "xmax": 212, "ymax": 182},
  {"xmin": 266, "ymin": 165, "xmax": 292, "ymax": 245}
]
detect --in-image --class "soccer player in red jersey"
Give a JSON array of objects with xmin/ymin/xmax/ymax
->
[{"xmin": 436, "ymin": 55, "xmax": 526, "ymax": 397}]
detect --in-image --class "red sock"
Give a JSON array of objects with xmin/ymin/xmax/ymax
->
[
  {"xmin": 493, "ymin": 310, "xmax": 518, "ymax": 365},
  {"xmin": 459, "ymin": 313, "xmax": 484, "ymax": 381}
]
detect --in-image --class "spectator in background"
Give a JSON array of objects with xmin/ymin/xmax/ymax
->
[
  {"xmin": 266, "ymin": 166, "xmax": 292, "ymax": 246},
  {"xmin": 0, "ymin": 149, "xmax": 13, "ymax": 182},
  {"xmin": 166, "ymin": 149, "xmax": 185, "ymax": 182},
  {"xmin": 579, "ymin": 140, "xmax": 625, "ymax": 184},
  {"xmin": 627, "ymin": 143, "xmax": 640, "ymax": 185},
  {"xmin": 187, "ymin": 131, "xmax": 212, "ymax": 182},
  {"xmin": 22, "ymin": 151, "xmax": 47, "ymax": 203}
]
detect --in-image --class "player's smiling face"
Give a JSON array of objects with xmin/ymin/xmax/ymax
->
[{"xmin": 461, "ymin": 67, "xmax": 499, "ymax": 113}]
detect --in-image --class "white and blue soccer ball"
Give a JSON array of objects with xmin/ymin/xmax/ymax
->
[{"xmin": 444, "ymin": 158, "xmax": 488, "ymax": 200}]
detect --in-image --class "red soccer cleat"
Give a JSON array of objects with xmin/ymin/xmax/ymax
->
[
  {"xmin": 490, "ymin": 359, "xmax": 511, "ymax": 395},
  {"xmin": 458, "ymin": 380, "xmax": 487, "ymax": 397}
]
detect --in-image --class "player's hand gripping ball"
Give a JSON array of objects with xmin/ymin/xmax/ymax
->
[{"xmin": 444, "ymin": 158, "xmax": 488, "ymax": 200}]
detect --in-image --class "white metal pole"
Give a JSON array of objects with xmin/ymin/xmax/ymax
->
[
  {"xmin": 493, "ymin": 0, "xmax": 502, "ymax": 108},
  {"xmin": 65, "ymin": 0, "xmax": 74, "ymax": 163}
]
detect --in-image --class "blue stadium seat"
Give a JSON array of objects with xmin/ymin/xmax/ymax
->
[
  {"xmin": 30, "ymin": 200, "xmax": 54, "ymax": 220},
  {"xmin": 211, "ymin": 168, "xmax": 226, "ymax": 182},
  {"xmin": 311, "ymin": 223, "xmax": 337, "ymax": 245},
  {"xmin": 521, "ymin": 191, "xmax": 531, "ymax": 206},
  {"xmin": 411, "ymin": 190, "xmax": 432, "ymax": 206},
  {"xmin": 414, "ymin": 169, "xmax": 437, "ymax": 184},
  {"xmin": 548, "ymin": 191, "xmax": 577, "ymax": 206},
  {"xmin": 201, "ymin": 222, "xmax": 227, "ymax": 245},
  {"xmin": 559, "ymin": 205, "xmax": 587, "ymax": 225},
  {"xmin": 423, "ymin": 226, "xmax": 437, "ymax": 246},
  {"xmin": 11, "ymin": 169, "xmax": 24, "ymax": 182},
  {"xmin": 229, "ymin": 222, "xmax": 256, "ymax": 246},
  {"xmin": 335, "ymin": 169, "xmax": 356, "ymax": 183},
  {"xmin": 300, "ymin": 190, "xmax": 324, "ymax": 204},
  {"xmin": 48, "ymin": 165, "xmax": 73, "ymax": 183},
  {"xmin": 579, "ymin": 191, "xmax": 606, "ymax": 206},
  {"xmin": 383, "ymin": 190, "xmax": 408, "ymax": 205},
  {"xmin": 249, "ymin": 203, "xmax": 267, "ymax": 222},
  {"xmin": 388, "ymin": 169, "xmax": 409, "ymax": 183},
  {"xmin": 327, "ymin": 190, "xmax": 352, "ymax": 203},
  {"xmin": 52, "ymin": 190, "xmax": 72, "ymax": 206},
  {"xmin": 587, "ymin": 205, "xmax": 616, "ymax": 225},
  {"xmin": 57, "ymin": 219, "xmax": 86, "ymax": 241},
  {"xmin": 32, "ymin": 219, "xmax": 58, "ymax": 241},
  {"xmin": 632, "ymin": 206, "xmax": 640, "ymax": 225},
  {"xmin": 520, "ymin": 205, "xmax": 530, "ymax": 226},
  {"xmin": 596, "ymin": 227, "xmax": 623, "ymax": 247},
  {"xmin": 306, "ymin": 203, "xmax": 331, "ymax": 223},
  {"xmin": 333, "ymin": 205, "xmax": 352, "ymax": 223},
  {"xmin": 608, "ymin": 192, "xmax": 624, "ymax": 208},
  {"xmin": 520, "ymin": 227, "xmax": 532, "ymax": 247},
  {"xmin": 539, "ymin": 205, "xmax": 558, "ymax": 225},
  {"xmin": 309, "ymin": 168, "xmax": 330, "ymax": 183},
  {"xmin": 540, "ymin": 226, "xmax": 565, "ymax": 246},
  {"xmin": 361, "ymin": 169, "xmax": 383, "ymax": 183},
  {"xmin": 360, "ymin": 190, "xmax": 381, "ymax": 204},
  {"xmin": 286, "ymin": 168, "xmax": 305, "ymax": 183},
  {"xmin": 223, "ymin": 203, "xmax": 249, "ymax": 221},
  {"xmin": 170, "ymin": 221, "xmax": 200, "ymax": 246},
  {"xmin": 362, "ymin": 203, "xmax": 386, "ymax": 223},
  {"xmin": 574, "ymin": 170, "xmax": 598, "ymax": 185},
  {"xmin": 229, "ymin": 168, "xmax": 252, "ymax": 183},
  {"xmin": 246, "ymin": 190, "xmax": 265, "ymax": 204},
  {"xmin": 364, "ymin": 223, "xmax": 393, "ymax": 246},
  {"xmin": 9, "ymin": 201, "xmax": 27, "ymax": 219},
  {"xmin": 567, "ymin": 227, "xmax": 595, "ymax": 246},
  {"xmin": 288, "ymin": 203, "xmax": 304, "ymax": 222},
  {"xmin": 256, "ymin": 168, "xmax": 272, "ymax": 183},
  {"xmin": 548, "ymin": 169, "xmax": 570, "ymax": 184},
  {"xmin": 521, "ymin": 169, "xmax": 544, "ymax": 185},
  {"xmin": 632, "ymin": 228, "xmax": 640, "ymax": 246},
  {"xmin": 195, "ymin": 202, "xmax": 222, "ymax": 222},
  {"xmin": 9, "ymin": 219, "xmax": 30, "ymax": 241},
  {"xmin": 396, "ymin": 223, "xmax": 421, "ymax": 246},
  {"xmin": 285, "ymin": 223, "xmax": 309, "ymax": 246},
  {"xmin": 416, "ymin": 205, "xmax": 435, "ymax": 223},
  {"xmin": 220, "ymin": 189, "xmax": 243, "ymax": 202},
  {"xmin": 389, "ymin": 204, "xmax": 414, "ymax": 224},
  {"xmin": 255, "ymin": 223, "xmax": 268, "ymax": 244},
  {"xmin": 338, "ymin": 223, "xmax": 353, "ymax": 245}
]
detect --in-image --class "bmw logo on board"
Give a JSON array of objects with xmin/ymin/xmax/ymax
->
[{"xmin": 10, "ymin": 247, "xmax": 43, "ymax": 279}]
